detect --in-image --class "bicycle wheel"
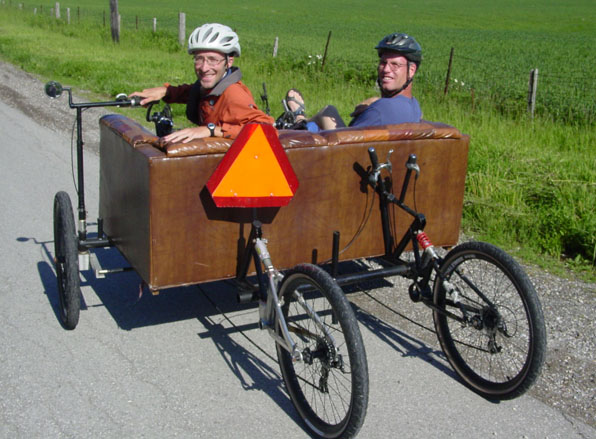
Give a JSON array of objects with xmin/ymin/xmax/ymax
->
[
  {"xmin": 53, "ymin": 191, "xmax": 81, "ymax": 330},
  {"xmin": 276, "ymin": 264, "xmax": 368, "ymax": 439},
  {"xmin": 433, "ymin": 241, "xmax": 546, "ymax": 400}
]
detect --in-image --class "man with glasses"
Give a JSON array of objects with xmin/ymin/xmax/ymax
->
[
  {"xmin": 284, "ymin": 32, "xmax": 422, "ymax": 131},
  {"xmin": 130, "ymin": 23, "xmax": 273, "ymax": 142}
]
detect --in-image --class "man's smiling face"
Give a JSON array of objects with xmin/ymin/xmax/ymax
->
[
  {"xmin": 193, "ymin": 50, "xmax": 233, "ymax": 89},
  {"xmin": 377, "ymin": 52, "xmax": 416, "ymax": 96}
]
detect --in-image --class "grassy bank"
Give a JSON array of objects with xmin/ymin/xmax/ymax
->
[{"xmin": 0, "ymin": 3, "xmax": 594, "ymax": 280}]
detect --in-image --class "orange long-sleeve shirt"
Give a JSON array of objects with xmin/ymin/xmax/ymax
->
[{"xmin": 164, "ymin": 68, "xmax": 274, "ymax": 139}]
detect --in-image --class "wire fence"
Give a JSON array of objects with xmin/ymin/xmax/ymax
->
[
  {"xmin": 5, "ymin": 0, "xmax": 596, "ymax": 126},
  {"xmin": 436, "ymin": 52, "xmax": 596, "ymax": 125}
]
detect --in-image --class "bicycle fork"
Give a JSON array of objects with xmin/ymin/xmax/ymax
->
[
  {"xmin": 253, "ymin": 236, "xmax": 338, "ymax": 364},
  {"xmin": 410, "ymin": 231, "xmax": 472, "ymax": 322},
  {"xmin": 416, "ymin": 232, "xmax": 507, "ymax": 345},
  {"xmin": 253, "ymin": 237, "xmax": 300, "ymax": 361}
]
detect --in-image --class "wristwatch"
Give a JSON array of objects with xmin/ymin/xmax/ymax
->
[{"xmin": 207, "ymin": 123, "xmax": 216, "ymax": 137}]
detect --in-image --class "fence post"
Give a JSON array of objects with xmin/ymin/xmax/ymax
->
[
  {"xmin": 178, "ymin": 12, "xmax": 185, "ymax": 46},
  {"xmin": 153, "ymin": 17, "xmax": 156, "ymax": 33},
  {"xmin": 321, "ymin": 31, "xmax": 332, "ymax": 71},
  {"xmin": 272, "ymin": 36, "xmax": 278, "ymax": 57},
  {"xmin": 55, "ymin": 2, "xmax": 59, "ymax": 19},
  {"xmin": 527, "ymin": 68, "xmax": 538, "ymax": 118},
  {"xmin": 444, "ymin": 47, "xmax": 454, "ymax": 95},
  {"xmin": 66, "ymin": 7, "xmax": 70, "ymax": 24},
  {"xmin": 109, "ymin": 0, "xmax": 119, "ymax": 43}
]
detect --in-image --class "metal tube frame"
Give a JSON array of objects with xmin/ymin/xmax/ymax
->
[
  {"xmin": 235, "ymin": 218, "xmax": 337, "ymax": 362},
  {"xmin": 61, "ymin": 87, "xmax": 138, "ymax": 251}
]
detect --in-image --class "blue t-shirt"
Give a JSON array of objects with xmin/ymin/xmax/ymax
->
[
  {"xmin": 305, "ymin": 95, "xmax": 421, "ymax": 133},
  {"xmin": 349, "ymin": 95, "xmax": 421, "ymax": 127}
]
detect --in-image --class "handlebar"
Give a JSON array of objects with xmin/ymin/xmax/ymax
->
[
  {"xmin": 65, "ymin": 93, "xmax": 143, "ymax": 110},
  {"xmin": 45, "ymin": 80, "xmax": 142, "ymax": 109},
  {"xmin": 368, "ymin": 147, "xmax": 380, "ymax": 170},
  {"xmin": 398, "ymin": 154, "xmax": 417, "ymax": 204},
  {"xmin": 45, "ymin": 80, "xmax": 173, "ymax": 138}
]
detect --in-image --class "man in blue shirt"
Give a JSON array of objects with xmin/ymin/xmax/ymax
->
[{"xmin": 284, "ymin": 32, "xmax": 422, "ymax": 131}]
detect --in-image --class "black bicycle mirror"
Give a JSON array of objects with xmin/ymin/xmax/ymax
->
[{"xmin": 45, "ymin": 81, "xmax": 63, "ymax": 98}]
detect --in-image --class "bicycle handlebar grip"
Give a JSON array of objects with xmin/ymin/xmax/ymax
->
[
  {"xmin": 368, "ymin": 147, "xmax": 380, "ymax": 169},
  {"xmin": 129, "ymin": 95, "xmax": 143, "ymax": 107}
]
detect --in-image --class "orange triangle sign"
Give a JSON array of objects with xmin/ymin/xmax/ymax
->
[{"xmin": 206, "ymin": 123, "xmax": 299, "ymax": 207}]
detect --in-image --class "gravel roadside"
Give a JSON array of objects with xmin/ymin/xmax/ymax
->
[{"xmin": 1, "ymin": 59, "xmax": 594, "ymax": 428}]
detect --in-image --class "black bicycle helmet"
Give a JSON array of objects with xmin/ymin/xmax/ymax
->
[{"xmin": 375, "ymin": 32, "xmax": 422, "ymax": 66}]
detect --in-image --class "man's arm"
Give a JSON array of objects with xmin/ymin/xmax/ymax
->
[
  {"xmin": 349, "ymin": 104, "xmax": 383, "ymax": 127},
  {"xmin": 129, "ymin": 84, "xmax": 192, "ymax": 106},
  {"xmin": 349, "ymin": 96, "xmax": 380, "ymax": 118},
  {"xmin": 128, "ymin": 86, "xmax": 167, "ymax": 107}
]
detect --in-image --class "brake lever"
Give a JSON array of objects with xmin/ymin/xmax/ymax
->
[
  {"xmin": 406, "ymin": 154, "xmax": 420, "ymax": 179},
  {"xmin": 368, "ymin": 147, "xmax": 394, "ymax": 186}
]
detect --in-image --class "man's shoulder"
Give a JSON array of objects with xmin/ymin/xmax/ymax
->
[
  {"xmin": 372, "ymin": 95, "xmax": 418, "ymax": 108},
  {"xmin": 221, "ymin": 81, "xmax": 255, "ymax": 101},
  {"xmin": 351, "ymin": 95, "xmax": 421, "ymax": 127},
  {"xmin": 374, "ymin": 95, "xmax": 421, "ymax": 118}
]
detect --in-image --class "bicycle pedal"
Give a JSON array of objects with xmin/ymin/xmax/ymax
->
[
  {"xmin": 408, "ymin": 284, "xmax": 422, "ymax": 302},
  {"xmin": 237, "ymin": 289, "xmax": 259, "ymax": 304},
  {"xmin": 409, "ymin": 284, "xmax": 432, "ymax": 302}
]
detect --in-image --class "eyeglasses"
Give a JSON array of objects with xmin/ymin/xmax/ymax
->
[
  {"xmin": 193, "ymin": 55, "xmax": 227, "ymax": 67},
  {"xmin": 378, "ymin": 60, "xmax": 408, "ymax": 72}
]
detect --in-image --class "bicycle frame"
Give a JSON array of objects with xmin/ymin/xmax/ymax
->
[
  {"xmin": 45, "ymin": 82, "xmax": 141, "ymax": 250},
  {"xmin": 331, "ymin": 147, "xmax": 500, "ymax": 324},
  {"xmin": 331, "ymin": 150, "xmax": 433, "ymax": 287}
]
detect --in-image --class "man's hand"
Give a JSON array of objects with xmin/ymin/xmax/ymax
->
[
  {"xmin": 350, "ymin": 96, "xmax": 380, "ymax": 117},
  {"xmin": 128, "ymin": 86, "xmax": 168, "ymax": 107},
  {"xmin": 163, "ymin": 126, "xmax": 210, "ymax": 144}
]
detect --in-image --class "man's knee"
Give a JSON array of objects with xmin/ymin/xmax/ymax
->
[{"xmin": 314, "ymin": 105, "xmax": 346, "ymax": 129}]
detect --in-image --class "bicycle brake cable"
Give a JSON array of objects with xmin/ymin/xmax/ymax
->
[{"xmin": 319, "ymin": 178, "xmax": 377, "ymax": 264}]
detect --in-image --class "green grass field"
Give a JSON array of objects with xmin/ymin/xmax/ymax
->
[{"xmin": 1, "ymin": 0, "xmax": 594, "ymax": 279}]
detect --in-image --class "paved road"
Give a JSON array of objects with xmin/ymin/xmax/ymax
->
[{"xmin": 0, "ymin": 78, "xmax": 594, "ymax": 438}]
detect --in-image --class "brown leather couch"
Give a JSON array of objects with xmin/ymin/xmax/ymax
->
[{"xmin": 99, "ymin": 115, "xmax": 469, "ymax": 290}]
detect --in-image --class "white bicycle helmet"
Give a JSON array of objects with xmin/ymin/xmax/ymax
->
[{"xmin": 188, "ymin": 23, "xmax": 241, "ymax": 57}]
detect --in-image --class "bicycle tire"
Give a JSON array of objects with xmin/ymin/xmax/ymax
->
[
  {"xmin": 276, "ymin": 264, "xmax": 368, "ymax": 439},
  {"xmin": 53, "ymin": 191, "xmax": 81, "ymax": 330},
  {"xmin": 432, "ymin": 241, "xmax": 546, "ymax": 400}
]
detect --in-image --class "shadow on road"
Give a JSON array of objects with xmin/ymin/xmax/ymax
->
[
  {"xmin": 31, "ymin": 236, "xmax": 260, "ymax": 330},
  {"xmin": 194, "ymin": 311, "xmax": 312, "ymax": 437}
]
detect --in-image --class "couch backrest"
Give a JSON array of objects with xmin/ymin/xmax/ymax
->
[{"xmin": 99, "ymin": 115, "xmax": 464, "ymax": 156}]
